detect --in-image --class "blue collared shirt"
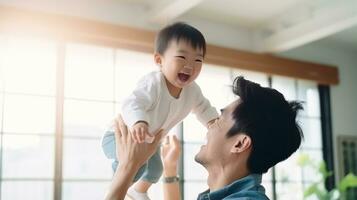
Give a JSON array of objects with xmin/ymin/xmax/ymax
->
[{"xmin": 197, "ymin": 174, "xmax": 269, "ymax": 200}]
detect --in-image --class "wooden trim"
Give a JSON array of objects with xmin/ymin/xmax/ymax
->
[
  {"xmin": 206, "ymin": 45, "xmax": 339, "ymax": 85},
  {"xmin": 0, "ymin": 5, "xmax": 339, "ymax": 85}
]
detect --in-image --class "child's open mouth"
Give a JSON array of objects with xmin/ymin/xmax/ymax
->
[{"xmin": 178, "ymin": 73, "xmax": 190, "ymax": 82}]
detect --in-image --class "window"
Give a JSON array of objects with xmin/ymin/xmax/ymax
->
[
  {"xmin": 271, "ymin": 76, "xmax": 323, "ymax": 199},
  {"xmin": 0, "ymin": 36, "xmax": 326, "ymax": 200},
  {"xmin": 0, "ymin": 37, "xmax": 56, "ymax": 200}
]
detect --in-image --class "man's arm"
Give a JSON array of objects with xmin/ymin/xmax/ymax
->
[
  {"xmin": 104, "ymin": 115, "xmax": 163, "ymax": 200},
  {"xmin": 105, "ymin": 163, "xmax": 140, "ymax": 200},
  {"xmin": 161, "ymin": 135, "xmax": 181, "ymax": 200}
]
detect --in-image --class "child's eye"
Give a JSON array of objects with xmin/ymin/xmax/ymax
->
[
  {"xmin": 195, "ymin": 59, "xmax": 203, "ymax": 62},
  {"xmin": 176, "ymin": 56, "xmax": 186, "ymax": 59}
]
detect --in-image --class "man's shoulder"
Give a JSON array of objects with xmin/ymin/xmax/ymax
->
[{"xmin": 223, "ymin": 191, "xmax": 270, "ymax": 200}]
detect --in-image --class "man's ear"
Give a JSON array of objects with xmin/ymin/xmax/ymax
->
[
  {"xmin": 230, "ymin": 134, "xmax": 251, "ymax": 154},
  {"xmin": 154, "ymin": 53, "xmax": 162, "ymax": 67}
]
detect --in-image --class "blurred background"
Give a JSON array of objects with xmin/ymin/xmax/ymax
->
[{"xmin": 0, "ymin": 0, "xmax": 356, "ymax": 199}]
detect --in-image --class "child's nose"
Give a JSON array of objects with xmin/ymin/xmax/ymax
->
[{"xmin": 184, "ymin": 63, "xmax": 194, "ymax": 70}]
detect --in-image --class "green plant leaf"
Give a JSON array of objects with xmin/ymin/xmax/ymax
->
[
  {"xmin": 304, "ymin": 183, "xmax": 322, "ymax": 198},
  {"xmin": 297, "ymin": 153, "xmax": 311, "ymax": 167},
  {"xmin": 338, "ymin": 173, "xmax": 357, "ymax": 192},
  {"xmin": 327, "ymin": 189, "xmax": 340, "ymax": 200},
  {"xmin": 318, "ymin": 161, "xmax": 333, "ymax": 180}
]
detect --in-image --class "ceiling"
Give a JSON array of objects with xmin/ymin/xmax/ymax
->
[
  {"xmin": 186, "ymin": 0, "xmax": 303, "ymax": 27},
  {"xmin": 0, "ymin": 0, "xmax": 356, "ymax": 53},
  {"xmin": 320, "ymin": 26, "xmax": 357, "ymax": 52}
]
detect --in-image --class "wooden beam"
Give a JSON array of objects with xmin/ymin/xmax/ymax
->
[
  {"xmin": 0, "ymin": 5, "xmax": 339, "ymax": 85},
  {"xmin": 149, "ymin": 0, "xmax": 204, "ymax": 24},
  {"xmin": 206, "ymin": 45, "xmax": 338, "ymax": 85},
  {"xmin": 262, "ymin": 0, "xmax": 357, "ymax": 52},
  {"xmin": 0, "ymin": 5, "xmax": 156, "ymax": 53}
]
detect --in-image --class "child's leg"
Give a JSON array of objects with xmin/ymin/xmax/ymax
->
[
  {"xmin": 134, "ymin": 148, "xmax": 164, "ymax": 192},
  {"xmin": 101, "ymin": 130, "xmax": 117, "ymax": 160},
  {"xmin": 133, "ymin": 180, "xmax": 152, "ymax": 193},
  {"xmin": 101, "ymin": 130, "xmax": 147, "ymax": 182}
]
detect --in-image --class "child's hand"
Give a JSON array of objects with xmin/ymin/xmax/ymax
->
[{"xmin": 131, "ymin": 121, "xmax": 149, "ymax": 143}]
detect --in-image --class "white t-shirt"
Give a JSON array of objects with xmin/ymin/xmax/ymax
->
[{"xmin": 121, "ymin": 71, "xmax": 219, "ymax": 137}]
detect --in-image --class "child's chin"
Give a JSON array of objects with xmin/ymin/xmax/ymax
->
[
  {"xmin": 177, "ymin": 81, "xmax": 189, "ymax": 88},
  {"xmin": 177, "ymin": 78, "xmax": 191, "ymax": 86}
]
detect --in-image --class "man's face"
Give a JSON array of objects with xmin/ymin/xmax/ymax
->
[
  {"xmin": 195, "ymin": 100, "xmax": 239, "ymax": 166},
  {"xmin": 157, "ymin": 39, "xmax": 203, "ymax": 89}
]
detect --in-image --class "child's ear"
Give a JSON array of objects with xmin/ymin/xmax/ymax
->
[
  {"xmin": 230, "ymin": 134, "xmax": 251, "ymax": 154},
  {"xmin": 154, "ymin": 53, "xmax": 162, "ymax": 67}
]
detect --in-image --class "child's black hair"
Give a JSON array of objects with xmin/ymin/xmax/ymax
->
[{"xmin": 155, "ymin": 22, "xmax": 206, "ymax": 57}]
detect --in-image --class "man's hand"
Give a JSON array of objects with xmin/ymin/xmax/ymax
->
[
  {"xmin": 131, "ymin": 121, "xmax": 150, "ymax": 143},
  {"xmin": 114, "ymin": 116, "xmax": 163, "ymax": 170},
  {"xmin": 105, "ymin": 116, "xmax": 163, "ymax": 200},
  {"xmin": 161, "ymin": 135, "xmax": 181, "ymax": 177}
]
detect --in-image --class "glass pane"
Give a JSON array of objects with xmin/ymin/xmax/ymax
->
[
  {"xmin": 62, "ymin": 182, "xmax": 110, "ymax": 200},
  {"xmin": 300, "ymin": 149, "xmax": 323, "ymax": 182},
  {"xmin": 65, "ymin": 43, "xmax": 114, "ymax": 101},
  {"xmin": 276, "ymin": 182, "xmax": 304, "ymax": 200},
  {"xmin": 1, "ymin": 181, "xmax": 53, "ymax": 200},
  {"xmin": 183, "ymin": 113, "xmax": 206, "ymax": 143},
  {"xmin": 3, "ymin": 94, "xmax": 55, "ymax": 134},
  {"xmin": 2, "ymin": 37, "xmax": 56, "ymax": 95},
  {"xmin": 0, "ymin": 93, "xmax": 3, "ymax": 131},
  {"xmin": 275, "ymin": 152, "xmax": 302, "ymax": 182},
  {"xmin": 183, "ymin": 144, "xmax": 208, "ymax": 181},
  {"xmin": 297, "ymin": 80, "xmax": 320, "ymax": 117},
  {"xmin": 232, "ymin": 68, "xmax": 269, "ymax": 87},
  {"xmin": 184, "ymin": 182, "xmax": 208, "ymax": 200},
  {"xmin": 63, "ymin": 99, "xmax": 114, "ymax": 137},
  {"xmin": 262, "ymin": 181, "xmax": 273, "ymax": 199},
  {"xmin": 2, "ymin": 135, "xmax": 54, "ymax": 178},
  {"xmin": 262, "ymin": 168, "xmax": 273, "ymax": 181},
  {"xmin": 0, "ymin": 36, "xmax": 5, "ymax": 92},
  {"xmin": 148, "ymin": 182, "xmax": 163, "ymax": 200},
  {"xmin": 115, "ymin": 49, "xmax": 156, "ymax": 102},
  {"xmin": 63, "ymin": 138, "xmax": 112, "ymax": 179},
  {"xmin": 114, "ymin": 103, "xmax": 122, "ymax": 117},
  {"xmin": 299, "ymin": 117, "xmax": 322, "ymax": 149},
  {"xmin": 196, "ymin": 64, "xmax": 233, "ymax": 110},
  {"xmin": 272, "ymin": 75, "xmax": 297, "ymax": 100}
]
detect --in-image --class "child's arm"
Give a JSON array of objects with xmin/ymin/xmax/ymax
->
[
  {"xmin": 191, "ymin": 84, "xmax": 219, "ymax": 128},
  {"xmin": 121, "ymin": 76, "xmax": 158, "ymax": 142}
]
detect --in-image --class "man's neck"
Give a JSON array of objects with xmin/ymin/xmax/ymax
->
[{"xmin": 206, "ymin": 164, "xmax": 250, "ymax": 191}]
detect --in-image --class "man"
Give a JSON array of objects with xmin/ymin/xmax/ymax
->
[{"xmin": 105, "ymin": 76, "xmax": 303, "ymax": 200}]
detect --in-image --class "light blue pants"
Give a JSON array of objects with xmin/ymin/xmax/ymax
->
[{"xmin": 101, "ymin": 131, "xmax": 163, "ymax": 183}]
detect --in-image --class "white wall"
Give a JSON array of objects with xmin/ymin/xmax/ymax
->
[{"xmin": 278, "ymin": 41, "xmax": 357, "ymax": 180}]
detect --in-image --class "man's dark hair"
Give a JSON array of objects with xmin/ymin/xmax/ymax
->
[
  {"xmin": 227, "ymin": 76, "xmax": 304, "ymax": 174},
  {"xmin": 155, "ymin": 22, "xmax": 206, "ymax": 57}
]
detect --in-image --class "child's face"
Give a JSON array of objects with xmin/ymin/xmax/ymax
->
[{"xmin": 155, "ymin": 39, "xmax": 204, "ymax": 89}]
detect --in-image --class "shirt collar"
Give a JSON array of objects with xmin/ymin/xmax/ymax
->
[{"xmin": 197, "ymin": 174, "xmax": 263, "ymax": 200}]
